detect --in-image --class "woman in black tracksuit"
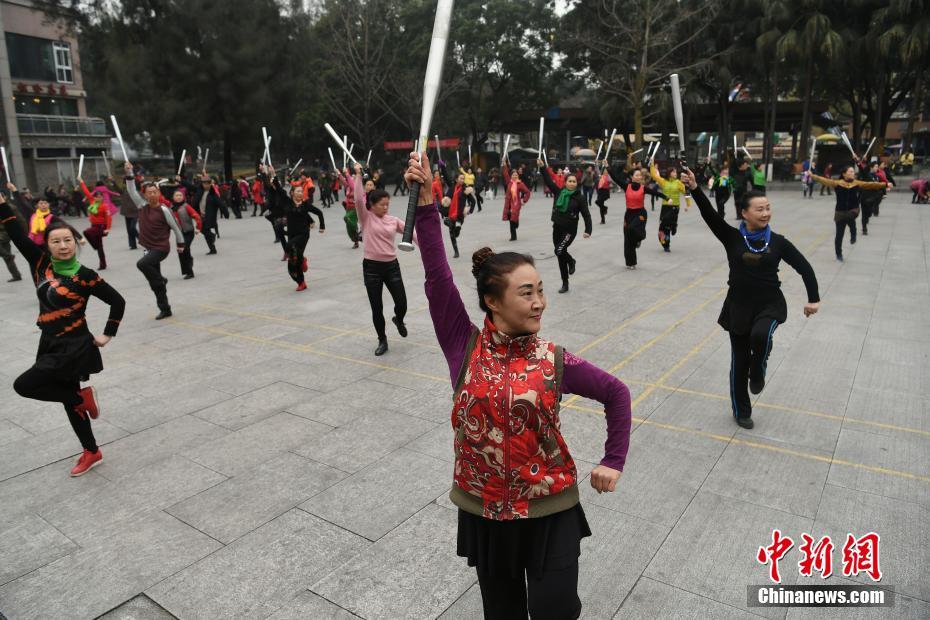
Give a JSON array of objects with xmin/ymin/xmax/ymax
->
[
  {"xmin": 681, "ymin": 171, "xmax": 820, "ymax": 430},
  {"xmin": 539, "ymin": 160, "xmax": 592, "ymax": 294},
  {"xmin": 264, "ymin": 167, "xmax": 325, "ymax": 291}
]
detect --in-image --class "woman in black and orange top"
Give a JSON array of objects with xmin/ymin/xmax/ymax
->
[
  {"xmin": 607, "ymin": 165, "xmax": 667, "ymax": 269},
  {"xmin": 1, "ymin": 194, "xmax": 125, "ymax": 477},
  {"xmin": 809, "ymin": 164, "xmax": 886, "ymax": 261}
]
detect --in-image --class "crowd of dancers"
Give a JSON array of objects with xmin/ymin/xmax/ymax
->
[{"xmin": 0, "ymin": 137, "xmax": 902, "ymax": 619}]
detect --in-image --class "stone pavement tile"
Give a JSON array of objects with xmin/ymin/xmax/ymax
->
[
  {"xmin": 292, "ymin": 410, "xmax": 437, "ymax": 474},
  {"xmin": 192, "ymin": 381, "xmax": 322, "ymax": 431},
  {"xmin": 311, "ymin": 503, "xmax": 476, "ymax": 620},
  {"xmin": 0, "ymin": 419, "xmax": 30, "ymax": 446},
  {"xmin": 785, "ymin": 576, "xmax": 930, "ymax": 620},
  {"xmin": 644, "ymin": 490, "xmax": 812, "ymax": 620},
  {"xmin": 98, "ymin": 594, "xmax": 178, "ymax": 620},
  {"xmin": 147, "ymin": 509, "xmax": 369, "ymax": 620},
  {"xmin": 300, "ymin": 448, "xmax": 452, "ymax": 541},
  {"xmin": 167, "ymin": 451, "xmax": 344, "ymax": 544},
  {"xmin": 266, "ymin": 590, "xmax": 362, "ymax": 619},
  {"xmin": 867, "ymin": 317, "xmax": 930, "ymax": 343},
  {"xmin": 205, "ymin": 356, "xmax": 307, "ymax": 396},
  {"xmin": 185, "ymin": 411, "xmax": 333, "ymax": 477},
  {"xmin": 285, "ymin": 379, "xmax": 414, "ymax": 427},
  {"xmin": 394, "ymin": 385, "xmax": 456, "ymax": 425},
  {"xmin": 811, "ymin": 484, "xmax": 930, "ymax": 602},
  {"xmin": 0, "ymin": 461, "xmax": 108, "ymax": 517},
  {"xmin": 0, "ymin": 512, "xmax": 76, "ymax": 586},
  {"xmin": 365, "ymin": 366, "xmax": 449, "ymax": 391},
  {"xmin": 827, "ymin": 428, "xmax": 930, "ymax": 509},
  {"xmin": 852, "ymin": 359, "xmax": 926, "ymax": 398},
  {"xmin": 0, "ymin": 510, "xmax": 219, "ymax": 620},
  {"xmin": 702, "ymin": 439, "xmax": 831, "ymax": 519},
  {"xmin": 436, "ymin": 583, "xmax": 482, "ymax": 619},
  {"xmin": 118, "ymin": 360, "xmax": 233, "ymax": 400},
  {"xmin": 733, "ymin": 398, "xmax": 843, "ymax": 454},
  {"xmin": 0, "ymin": 420, "xmax": 127, "ymax": 482},
  {"xmin": 0, "ymin": 389, "xmax": 72, "ymax": 434},
  {"xmin": 760, "ymin": 368, "xmax": 854, "ymax": 416},
  {"xmin": 99, "ymin": 383, "xmax": 234, "ymax": 434},
  {"xmin": 93, "ymin": 414, "xmax": 229, "ymax": 479},
  {"xmin": 842, "ymin": 386, "xmax": 930, "ymax": 438},
  {"xmin": 559, "ymin": 404, "xmax": 648, "ymax": 468},
  {"xmin": 404, "ymin": 420, "xmax": 454, "ymax": 462},
  {"xmin": 575, "ymin": 504, "xmax": 670, "ymax": 619},
  {"xmin": 858, "ymin": 336, "xmax": 925, "ymax": 367},
  {"xmin": 40, "ymin": 454, "xmax": 226, "ymax": 543},
  {"xmin": 645, "ymin": 390, "xmax": 741, "ymax": 437},
  {"xmin": 612, "ymin": 577, "xmax": 758, "ymax": 620},
  {"xmin": 579, "ymin": 423, "xmax": 724, "ymax": 528}
]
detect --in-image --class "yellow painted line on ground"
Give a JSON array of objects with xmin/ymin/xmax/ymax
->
[
  {"xmin": 629, "ymin": 327, "xmax": 722, "ymax": 409},
  {"xmin": 166, "ymin": 318, "xmax": 448, "ymax": 383},
  {"xmin": 564, "ymin": 401, "xmax": 930, "ymax": 485},
  {"xmin": 168, "ymin": 315, "xmax": 930, "ymax": 485},
  {"xmin": 622, "ymin": 379, "xmax": 930, "ymax": 439}
]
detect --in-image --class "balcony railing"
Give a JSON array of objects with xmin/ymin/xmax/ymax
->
[{"xmin": 17, "ymin": 114, "xmax": 108, "ymax": 137}]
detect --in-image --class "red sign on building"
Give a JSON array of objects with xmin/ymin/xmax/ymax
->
[{"xmin": 383, "ymin": 137, "xmax": 461, "ymax": 151}]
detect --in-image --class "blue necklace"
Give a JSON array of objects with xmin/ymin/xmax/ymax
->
[{"xmin": 739, "ymin": 221, "xmax": 771, "ymax": 253}]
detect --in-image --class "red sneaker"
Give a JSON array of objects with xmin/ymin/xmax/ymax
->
[
  {"xmin": 296, "ymin": 281, "xmax": 307, "ymax": 292},
  {"xmin": 77, "ymin": 386, "xmax": 100, "ymax": 420},
  {"xmin": 70, "ymin": 449, "xmax": 102, "ymax": 477},
  {"xmin": 301, "ymin": 257, "xmax": 308, "ymax": 272}
]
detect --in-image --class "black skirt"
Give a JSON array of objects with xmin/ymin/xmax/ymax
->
[
  {"xmin": 457, "ymin": 503, "xmax": 592, "ymax": 579},
  {"xmin": 34, "ymin": 332, "xmax": 102, "ymax": 382},
  {"xmin": 717, "ymin": 288, "xmax": 787, "ymax": 336}
]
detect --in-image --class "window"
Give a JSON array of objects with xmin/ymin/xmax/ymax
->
[
  {"xmin": 7, "ymin": 33, "xmax": 56, "ymax": 81},
  {"xmin": 14, "ymin": 95, "xmax": 78, "ymax": 116},
  {"xmin": 53, "ymin": 41, "xmax": 72, "ymax": 83}
]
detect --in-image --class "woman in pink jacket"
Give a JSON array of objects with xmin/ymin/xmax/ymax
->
[
  {"xmin": 501, "ymin": 163, "xmax": 530, "ymax": 241},
  {"xmin": 352, "ymin": 163, "xmax": 415, "ymax": 357}
]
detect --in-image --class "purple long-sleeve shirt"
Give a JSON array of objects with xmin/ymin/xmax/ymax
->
[{"xmin": 415, "ymin": 201, "xmax": 632, "ymax": 471}]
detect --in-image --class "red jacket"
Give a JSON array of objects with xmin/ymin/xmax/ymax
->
[
  {"xmin": 81, "ymin": 181, "xmax": 112, "ymax": 230},
  {"xmin": 502, "ymin": 164, "xmax": 530, "ymax": 222}
]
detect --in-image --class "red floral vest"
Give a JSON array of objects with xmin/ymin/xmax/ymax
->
[{"xmin": 450, "ymin": 318, "xmax": 578, "ymax": 520}]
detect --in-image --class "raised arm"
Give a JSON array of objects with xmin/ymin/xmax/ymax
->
[
  {"xmin": 606, "ymin": 164, "xmax": 628, "ymax": 189},
  {"xmin": 683, "ymin": 175, "xmax": 733, "ymax": 244},
  {"xmin": 159, "ymin": 205, "xmax": 185, "ymax": 247},
  {"xmin": 0, "ymin": 199, "xmax": 41, "ymax": 264},
  {"xmin": 854, "ymin": 179, "xmax": 890, "ymax": 191},
  {"xmin": 539, "ymin": 164, "xmax": 560, "ymax": 195},
  {"xmin": 809, "ymin": 173, "xmax": 836, "ymax": 188},
  {"xmin": 125, "ymin": 176, "xmax": 146, "ymax": 209},
  {"xmin": 561, "ymin": 351, "xmax": 631, "ymax": 472},
  {"xmin": 407, "ymin": 153, "xmax": 476, "ymax": 384},
  {"xmin": 649, "ymin": 164, "xmax": 665, "ymax": 184},
  {"xmin": 79, "ymin": 180, "xmax": 95, "ymax": 204}
]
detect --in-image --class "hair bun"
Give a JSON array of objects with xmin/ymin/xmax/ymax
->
[{"xmin": 471, "ymin": 247, "xmax": 495, "ymax": 278}]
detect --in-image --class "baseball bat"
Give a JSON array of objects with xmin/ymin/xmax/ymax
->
[{"xmin": 400, "ymin": 0, "xmax": 454, "ymax": 252}]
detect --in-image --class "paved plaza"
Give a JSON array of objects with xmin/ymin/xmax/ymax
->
[{"xmin": 0, "ymin": 185, "xmax": 927, "ymax": 619}]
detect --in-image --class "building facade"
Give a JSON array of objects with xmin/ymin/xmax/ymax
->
[{"xmin": 0, "ymin": 0, "xmax": 110, "ymax": 192}]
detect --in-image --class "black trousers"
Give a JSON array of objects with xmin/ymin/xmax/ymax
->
[
  {"xmin": 658, "ymin": 204, "xmax": 679, "ymax": 249},
  {"xmin": 476, "ymin": 561, "xmax": 582, "ymax": 620},
  {"xmin": 714, "ymin": 188, "xmax": 730, "ymax": 218},
  {"xmin": 594, "ymin": 189, "xmax": 610, "ymax": 223},
  {"xmin": 466, "ymin": 191, "xmax": 479, "ymax": 213},
  {"xmin": 475, "ymin": 187, "xmax": 485, "ymax": 211},
  {"xmin": 623, "ymin": 209, "xmax": 646, "ymax": 267},
  {"xmin": 137, "ymin": 249, "xmax": 171, "ymax": 312},
  {"xmin": 861, "ymin": 199, "xmax": 879, "ymax": 232},
  {"xmin": 125, "ymin": 216, "xmax": 138, "ymax": 249},
  {"xmin": 288, "ymin": 233, "xmax": 309, "ymax": 284},
  {"xmin": 552, "ymin": 225, "xmax": 577, "ymax": 283},
  {"xmin": 509, "ymin": 221, "xmax": 519, "ymax": 240},
  {"xmin": 178, "ymin": 230, "xmax": 196, "ymax": 275},
  {"xmin": 272, "ymin": 217, "xmax": 288, "ymax": 253},
  {"xmin": 0, "ymin": 236, "xmax": 20, "ymax": 279},
  {"xmin": 733, "ymin": 190, "xmax": 746, "ymax": 219},
  {"xmin": 202, "ymin": 221, "xmax": 218, "ymax": 253},
  {"xmin": 363, "ymin": 259, "xmax": 407, "ymax": 340},
  {"xmin": 14, "ymin": 367, "xmax": 97, "ymax": 452},
  {"xmin": 728, "ymin": 319, "xmax": 778, "ymax": 420},
  {"xmin": 834, "ymin": 218, "xmax": 856, "ymax": 257},
  {"xmin": 445, "ymin": 219, "xmax": 462, "ymax": 255},
  {"xmin": 582, "ymin": 185, "xmax": 594, "ymax": 206},
  {"xmin": 83, "ymin": 224, "xmax": 107, "ymax": 267}
]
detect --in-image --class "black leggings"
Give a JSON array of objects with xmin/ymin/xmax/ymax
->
[
  {"xmin": 834, "ymin": 217, "xmax": 856, "ymax": 257},
  {"xmin": 728, "ymin": 319, "xmax": 778, "ymax": 420},
  {"xmin": 445, "ymin": 219, "xmax": 462, "ymax": 255},
  {"xmin": 137, "ymin": 249, "xmax": 170, "ymax": 312},
  {"xmin": 288, "ymin": 233, "xmax": 309, "ymax": 284},
  {"xmin": 14, "ymin": 367, "xmax": 97, "ymax": 452},
  {"xmin": 178, "ymin": 230, "xmax": 195, "ymax": 276},
  {"xmin": 363, "ymin": 259, "xmax": 407, "ymax": 340},
  {"xmin": 476, "ymin": 561, "xmax": 582, "ymax": 620},
  {"xmin": 714, "ymin": 188, "xmax": 730, "ymax": 218},
  {"xmin": 623, "ymin": 209, "xmax": 646, "ymax": 266},
  {"xmin": 594, "ymin": 189, "xmax": 610, "ymax": 223},
  {"xmin": 83, "ymin": 223, "xmax": 107, "ymax": 267},
  {"xmin": 552, "ymin": 225, "xmax": 577, "ymax": 282}
]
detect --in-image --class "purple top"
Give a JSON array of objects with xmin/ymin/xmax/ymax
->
[{"xmin": 415, "ymin": 202, "xmax": 632, "ymax": 471}]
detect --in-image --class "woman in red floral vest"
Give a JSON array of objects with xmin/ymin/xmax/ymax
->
[{"xmin": 406, "ymin": 152, "xmax": 632, "ymax": 620}]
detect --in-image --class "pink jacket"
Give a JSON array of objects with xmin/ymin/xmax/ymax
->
[{"xmin": 353, "ymin": 175, "xmax": 415, "ymax": 261}]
